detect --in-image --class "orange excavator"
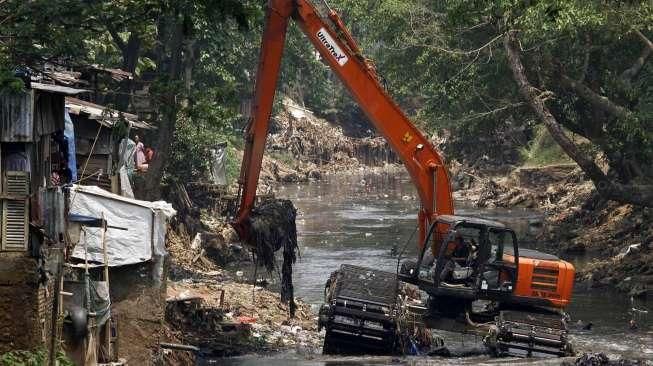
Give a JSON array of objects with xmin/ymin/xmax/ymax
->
[{"xmin": 232, "ymin": 0, "xmax": 576, "ymax": 357}]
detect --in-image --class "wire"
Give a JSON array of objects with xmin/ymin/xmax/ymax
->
[
  {"xmin": 396, "ymin": 225, "xmax": 418, "ymax": 276},
  {"xmin": 320, "ymin": 0, "xmax": 333, "ymax": 13}
]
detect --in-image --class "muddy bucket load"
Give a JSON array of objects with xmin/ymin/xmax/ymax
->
[{"xmin": 241, "ymin": 199, "xmax": 299, "ymax": 317}]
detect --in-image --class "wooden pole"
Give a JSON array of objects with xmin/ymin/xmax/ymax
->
[{"xmin": 100, "ymin": 213, "xmax": 112, "ymax": 362}]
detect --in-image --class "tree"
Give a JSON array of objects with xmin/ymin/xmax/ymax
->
[{"xmin": 366, "ymin": 0, "xmax": 653, "ymax": 206}]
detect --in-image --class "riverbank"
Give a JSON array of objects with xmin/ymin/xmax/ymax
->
[
  {"xmin": 452, "ymin": 162, "xmax": 652, "ymax": 298},
  {"xmin": 158, "ymin": 165, "xmax": 653, "ymax": 364},
  {"xmin": 161, "ymin": 218, "xmax": 322, "ymax": 364}
]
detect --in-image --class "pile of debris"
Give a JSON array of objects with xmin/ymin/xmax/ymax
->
[
  {"xmin": 165, "ymin": 280, "xmax": 320, "ymax": 357},
  {"xmin": 554, "ymin": 200, "xmax": 653, "ymax": 297},
  {"xmin": 260, "ymin": 99, "xmax": 398, "ymax": 186},
  {"xmin": 453, "ymin": 163, "xmax": 592, "ymax": 210}
]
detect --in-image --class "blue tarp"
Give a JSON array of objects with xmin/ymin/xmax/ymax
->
[{"xmin": 64, "ymin": 108, "xmax": 78, "ymax": 181}]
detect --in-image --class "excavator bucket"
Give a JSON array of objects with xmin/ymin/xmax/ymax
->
[
  {"xmin": 318, "ymin": 265, "xmax": 400, "ymax": 355},
  {"xmin": 242, "ymin": 199, "xmax": 299, "ymax": 316}
]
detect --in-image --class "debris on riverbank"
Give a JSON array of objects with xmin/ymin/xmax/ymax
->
[
  {"xmin": 564, "ymin": 352, "xmax": 648, "ymax": 366},
  {"xmin": 454, "ymin": 161, "xmax": 653, "ymax": 297},
  {"xmin": 254, "ymin": 98, "xmax": 399, "ymax": 191},
  {"xmin": 453, "ymin": 163, "xmax": 591, "ymax": 210},
  {"xmin": 161, "ymin": 169, "xmax": 323, "ymax": 362},
  {"xmin": 562, "ymin": 201, "xmax": 653, "ymax": 297},
  {"xmin": 165, "ymin": 276, "xmax": 320, "ymax": 358}
]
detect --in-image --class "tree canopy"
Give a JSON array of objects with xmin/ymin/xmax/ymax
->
[{"xmin": 0, "ymin": 0, "xmax": 651, "ymax": 205}]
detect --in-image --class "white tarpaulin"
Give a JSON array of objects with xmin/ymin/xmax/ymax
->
[
  {"xmin": 69, "ymin": 185, "xmax": 176, "ymax": 267},
  {"xmin": 209, "ymin": 143, "xmax": 227, "ymax": 185}
]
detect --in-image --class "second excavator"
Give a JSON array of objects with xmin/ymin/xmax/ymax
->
[{"xmin": 232, "ymin": 0, "xmax": 576, "ymax": 358}]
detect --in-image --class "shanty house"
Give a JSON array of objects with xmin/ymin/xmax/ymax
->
[
  {"xmin": 65, "ymin": 97, "xmax": 155, "ymax": 193},
  {"xmin": 0, "ymin": 82, "xmax": 86, "ymax": 358}
]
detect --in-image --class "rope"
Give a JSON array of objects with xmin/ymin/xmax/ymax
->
[
  {"xmin": 69, "ymin": 122, "xmax": 104, "ymax": 206},
  {"xmin": 79, "ymin": 123, "xmax": 104, "ymax": 182}
]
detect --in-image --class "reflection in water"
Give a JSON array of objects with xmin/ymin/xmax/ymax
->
[{"xmin": 222, "ymin": 170, "xmax": 651, "ymax": 364}]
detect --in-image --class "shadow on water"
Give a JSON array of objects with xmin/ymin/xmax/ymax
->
[{"xmin": 222, "ymin": 170, "xmax": 652, "ymax": 364}]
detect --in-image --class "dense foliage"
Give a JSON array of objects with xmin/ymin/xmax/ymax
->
[{"xmin": 0, "ymin": 0, "xmax": 651, "ymax": 204}]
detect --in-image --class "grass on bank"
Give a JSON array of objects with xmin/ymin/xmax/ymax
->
[{"xmin": 520, "ymin": 125, "xmax": 574, "ymax": 167}]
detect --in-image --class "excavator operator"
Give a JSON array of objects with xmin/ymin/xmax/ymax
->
[{"xmin": 439, "ymin": 232, "xmax": 478, "ymax": 284}]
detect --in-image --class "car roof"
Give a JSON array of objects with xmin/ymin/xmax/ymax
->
[{"xmin": 436, "ymin": 214, "xmax": 507, "ymax": 229}]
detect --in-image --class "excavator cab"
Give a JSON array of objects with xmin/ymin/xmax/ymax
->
[
  {"xmin": 397, "ymin": 215, "xmax": 575, "ymax": 357},
  {"xmin": 403, "ymin": 215, "xmax": 518, "ymax": 297},
  {"xmin": 430, "ymin": 216, "xmax": 519, "ymax": 298},
  {"xmin": 406, "ymin": 214, "xmax": 573, "ymax": 309}
]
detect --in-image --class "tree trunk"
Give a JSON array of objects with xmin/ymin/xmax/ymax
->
[
  {"xmin": 143, "ymin": 13, "xmax": 186, "ymax": 201},
  {"xmin": 107, "ymin": 28, "xmax": 141, "ymax": 110},
  {"xmin": 118, "ymin": 33, "xmax": 141, "ymax": 110},
  {"xmin": 504, "ymin": 31, "xmax": 653, "ymax": 207}
]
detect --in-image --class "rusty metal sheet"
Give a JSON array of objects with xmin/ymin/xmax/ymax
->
[
  {"xmin": 30, "ymin": 82, "xmax": 88, "ymax": 95},
  {"xmin": 0, "ymin": 91, "xmax": 34, "ymax": 142},
  {"xmin": 65, "ymin": 97, "xmax": 156, "ymax": 130}
]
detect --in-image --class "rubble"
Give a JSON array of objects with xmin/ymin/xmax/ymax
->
[
  {"xmin": 454, "ymin": 161, "xmax": 653, "ymax": 297},
  {"xmin": 563, "ymin": 352, "xmax": 646, "ymax": 366},
  {"xmin": 165, "ymin": 280, "xmax": 320, "ymax": 357}
]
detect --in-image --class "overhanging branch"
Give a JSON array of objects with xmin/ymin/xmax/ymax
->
[
  {"xmin": 559, "ymin": 74, "xmax": 631, "ymax": 120},
  {"xmin": 504, "ymin": 30, "xmax": 653, "ymax": 207}
]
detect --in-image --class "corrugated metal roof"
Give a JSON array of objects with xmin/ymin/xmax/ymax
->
[
  {"xmin": 65, "ymin": 97, "xmax": 156, "ymax": 130},
  {"xmin": 0, "ymin": 91, "xmax": 33, "ymax": 142},
  {"xmin": 89, "ymin": 65, "xmax": 133, "ymax": 81},
  {"xmin": 31, "ymin": 82, "xmax": 88, "ymax": 95}
]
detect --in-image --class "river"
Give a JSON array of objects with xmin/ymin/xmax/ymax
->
[{"xmin": 218, "ymin": 170, "xmax": 652, "ymax": 365}]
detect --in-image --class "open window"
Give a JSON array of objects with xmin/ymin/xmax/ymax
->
[{"xmin": 478, "ymin": 228, "xmax": 518, "ymax": 294}]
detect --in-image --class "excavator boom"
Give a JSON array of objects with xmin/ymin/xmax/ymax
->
[
  {"xmin": 233, "ymin": 0, "xmax": 454, "ymax": 245},
  {"xmin": 232, "ymin": 0, "xmax": 575, "ymax": 358}
]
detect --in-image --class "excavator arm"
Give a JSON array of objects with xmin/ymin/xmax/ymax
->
[
  {"xmin": 233, "ymin": 0, "xmax": 453, "ymax": 243},
  {"xmin": 232, "ymin": 1, "xmax": 577, "ymax": 357},
  {"xmin": 233, "ymin": 0, "xmax": 454, "ymax": 246}
]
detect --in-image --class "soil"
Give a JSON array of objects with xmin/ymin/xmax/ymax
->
[{"xmin": 454, "ymin": 161, "xmax": 653, "ymax": 297}]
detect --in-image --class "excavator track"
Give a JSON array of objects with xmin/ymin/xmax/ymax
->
[
  {"xmin": 485, "ymin": 310, "xmax": 573, "ymax": 357},
  {"xmin": 318, "ymin": 265, "xmax": 400, "ymax": 355}
]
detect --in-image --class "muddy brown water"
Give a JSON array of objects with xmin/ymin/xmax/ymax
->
[{"xmin": 212, "ymin": 170, "xmax": 652, "ymax": 365}]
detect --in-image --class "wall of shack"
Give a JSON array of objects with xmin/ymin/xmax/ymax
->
[
  {"xmin": 0, "ymin": 253, "xmax": 55, "ymax": 355},
  {"xmin": 108, "ymin": 259, "xmax": 168, "ymax": 364}
]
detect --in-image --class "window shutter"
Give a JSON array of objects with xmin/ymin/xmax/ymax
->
[{"xmin": 1, "ymin": 171, "xmax": 29, "ymax": 251}]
